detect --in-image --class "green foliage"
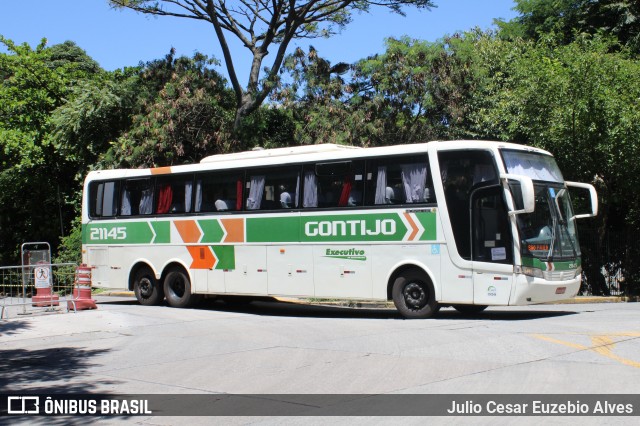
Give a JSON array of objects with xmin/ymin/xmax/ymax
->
[
  {"xmin": 465, "ymin": 32, "xmax": 640, "ymax": 293},
  {"xmin": 0, "ymin": 36, "xmax": 103, "ymax": 264},
  {"xmin": 53, "ymin": 218, "xmax": 83, "ymax": 265},
  {"xmin": 100, "ymin": 50, "xmax": 236, "ymax": 168},
  {"xmin": 497, "ymin": 0, "xmax": 640, "ymax": 53},
  {"xmin": 110, "ymin": 1, "xmax": 437, "ymax": 131},
  {"xmin": 275, "ymin": 46, "xmax": 380, "ymax": 146}
]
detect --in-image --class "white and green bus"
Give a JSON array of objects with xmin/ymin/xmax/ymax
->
[{"xmin": 82, "ymin": 141, "xmax": 597, "ymax": 318}]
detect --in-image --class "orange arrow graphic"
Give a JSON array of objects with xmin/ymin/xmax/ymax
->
[
  {"xmin": 403, "ymin": 213, "xmax": 419, "ymax": 241},
  {"xmin": 221, "ymin": 218, "xmax": 245, "ymax": 243},
  {"xmin": 175, "ymin": 220, "xmax": 202, "ymax": 243},
  {"xmin": 186, "ymin": 246, "xmax": 217, "ymax": 269}
]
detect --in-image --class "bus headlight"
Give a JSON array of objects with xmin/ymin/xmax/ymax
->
[{"xmin": 520, "ymin": 266, "xmax": 544, "ymax": 278}]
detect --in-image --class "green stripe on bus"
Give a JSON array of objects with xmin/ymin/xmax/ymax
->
[
  {"xmin": 151, "ymin": 221, "xmax": 170, "ymax": 244},
  {"xmin": 415, "ymin": 211, "xmax": 437, "ymax": 241},
  {"xmin": 212, "ymin": 245, "xmax": 235, "ymax": 270},
  {"xmin": 84, "ymin": 222, "xmax": 155, "ymax": 244},
  {"xmin": 246, "ymin": 217, "xmax": 300, "ymax": 243},
  {"xmin": 199, "ymin": 219, "xmax": 225, "ymax": 243}
]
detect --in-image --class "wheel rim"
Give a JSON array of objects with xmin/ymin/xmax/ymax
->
[
  {"xmin": 168, "ymin": 274, "xmax": 186, "ymax": 298},
  {"xmin": 403, "ymin": 282, "xmax": 427, "ymax": 310},
  {"xmin": 139, "ymin": 277, "xmax": 153, "ymax": 298}
]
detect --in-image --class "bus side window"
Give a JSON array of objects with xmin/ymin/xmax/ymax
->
[
  {"xmin": 155, "ymin": 175, "xmax": 194, "ymax": 215},
  {"xmin": 366, "ymin": 156, "xmax": 433, "ymax": 206},
  {"xmin": 246, "ymin": 167, "xmax": 301, "ymax": 210},
  {"xmin": 314, "ymin": 161, "xmax": 364, "ymax": 208},
  {"xmin": 89, "ymin": 181, "xmax": 119, "ymax": 218},
  {"xmin": 121, "ymin": 179, "xmax": 154, "ymax": 216},
  {"xmin": 195, "ymin": 172, "xmax": 244, "ymax": 213}
]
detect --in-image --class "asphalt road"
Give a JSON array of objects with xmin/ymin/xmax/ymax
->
[{"xmin": 1, "ymin": 296, "xmax": 639, "ymax": 424}]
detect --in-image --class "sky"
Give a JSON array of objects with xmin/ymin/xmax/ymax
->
[{"xmin": 0, "ymin": 0, "xmax": 518, "ymax": 82}]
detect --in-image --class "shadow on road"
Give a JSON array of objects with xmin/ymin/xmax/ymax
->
[
  {"xmin": 194, "ymin": 298, "xmax": 578, "ymax": 321},
  {"xmin": 95, "ymin": 295, "xmax": 578, "ymax": 321},
  {"xmin": 0, "ymin": 320, "xmax": 32, "ymax": 337},
  {"xmin": 0, "ymin": 346, "xmax": 117, "ymax": 394}
]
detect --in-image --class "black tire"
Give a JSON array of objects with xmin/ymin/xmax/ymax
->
[
  {"xmin": 453, "ymin": 304, "xmax": 488, "ymax": 315},
  {"xmin": 392, "ymin": 270, "xmax": 439, "ymax": 319},
  {"xmin": 133, "ymin": 267, "xmax": 164, "ymax": 306},
  {"xmin": 163, "ymin": 268, "xmax": 201, "ymax": 308}
]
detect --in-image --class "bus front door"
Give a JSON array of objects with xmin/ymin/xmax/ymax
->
[{"xmin": 471, "ymin": 185, "xmax": 514, "ymax": 305}]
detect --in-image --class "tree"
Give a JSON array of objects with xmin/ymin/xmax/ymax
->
[
  {"xmin": 0, "ymin": 37, "xmax": 103, "ymax": 263},
  {"xmin": 465, "ymin": 33, "xmax": 640, "ymax": 294},
  {"xmin": 274, "ymin": 46, "xmax": 378, "ymax": 146},
  {"xmin": 100, "ymin": 50, "xmax": 236, "ymax": 168},
  {"xmin": 497, "ymin": 0, "xmax": 640, "ymax": 53},
  {"xmin": 109, "ymin": 0, "xmax": 435, "ymax": 131}
]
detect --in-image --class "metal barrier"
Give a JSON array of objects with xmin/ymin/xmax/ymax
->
[{"xmin": 0, "ymin": 262, "xmax": 78, "ymax": 319}]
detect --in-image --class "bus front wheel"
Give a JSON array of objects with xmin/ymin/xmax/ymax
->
[
  {"xmin": 133, "ymin": 267, "xmax": 164, "ymax": 306},
  {"xmin": 163, "ymin": 268, "xmax": 201, "ymax": 308},
  {"xmin": 392, "ymin": 270, "xmax": 439, "ymax": 319}
]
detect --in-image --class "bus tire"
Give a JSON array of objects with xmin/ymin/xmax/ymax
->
[
  {"xmin": 392, "ymin": 270, "xmax": 439, "ymax": 319},
  {"xmin": 453, "ymin": 304, "xmax": 488, "ymax": 315},
  {"xmin": 133, "ymin": 267, "xmax": 164, "ymax": 306},
  {"xmin": 163, "ymin": 268, "xmax": 201, "ymax": 308}
]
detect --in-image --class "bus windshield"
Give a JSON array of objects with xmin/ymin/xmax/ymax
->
[{"xmin": 501, "ymin": 150, "xmax": 580, "ymax": 261}]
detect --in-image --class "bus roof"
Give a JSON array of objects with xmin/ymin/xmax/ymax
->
[
  {"xmin": 200, "ymin": 143, "xmax": 361, "ymax": 164},
  {"xmin": 85, "ymin": 141, "xmax": 553, "ymax": 180}
]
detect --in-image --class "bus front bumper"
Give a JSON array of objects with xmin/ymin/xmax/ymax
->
[{"xmin": 509, "ymin": 274, "xmax": 581, "ymax": 305}]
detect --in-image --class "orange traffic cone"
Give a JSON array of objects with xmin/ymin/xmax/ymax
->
[{"xmin": 68, "ymin": 265, "xmax": 97, "ymax": 310}]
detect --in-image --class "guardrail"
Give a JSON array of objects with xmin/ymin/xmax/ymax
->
[{"xmin": 0, "ymin": 262, "xmax": 78, "ymax": 319}]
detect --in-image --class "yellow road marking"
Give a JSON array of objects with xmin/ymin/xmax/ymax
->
[{"xmin": 533, "ymin": 333, "xmax": 640, "ymax": 369}]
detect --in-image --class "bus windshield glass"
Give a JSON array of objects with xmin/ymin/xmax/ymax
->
[
  {"xmin": 501, "ymin": 150, "xmax": 579, "ymax": 261},
  {"xmin": 502, "ymin": 150, "xmax": 564, "ymax": 183}
]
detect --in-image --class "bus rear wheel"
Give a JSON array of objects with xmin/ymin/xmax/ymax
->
[
  {"xmin": 163, "ymin": 268, "xmax": 201, "ymax": 308},
  {"xmin": 133, "ymin": 267, "xmax": 164, "ymax": 306},
  {"xmin": 392, "ymin": 270, "xmax": 439, "ymax": 319}
]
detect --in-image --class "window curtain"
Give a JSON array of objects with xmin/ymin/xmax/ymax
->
[
  {"xmin": 184, "ymin": 181, "xmax": 193, "ymax": 213},
  {"xmin": 338, "ymin": 175, "xmax": 353, "ymax": 207},
  {"xmin": 294, "ymin": 175, "xmax": 300, "ymax": 208},
  {"xmin": 121, "ymin": 189, "xmax": 132, "ymax": 216},
  {"xmin": 156, "ymin": 185, "xmax": 172, "ymax": 214},
  {"xmin": 194, "ymin": 180, "xmax": 203, "ymax": 212},
  {"xmin": 374, "ymin": 166, "xmax": 388, "ymax": 204},
  {"xmin": 236, "ymin": 179, "xmax": 243, "ymax": 211},
  {"xmin": 401, "ymin": 163, "xmax": 427, "ymax": 203},
  {"xmin": 139, "ymin": 188, "xmax": 154, "ymax": 215},
  {"xmin": 303, "ymin": 171, "xmax": 318, "ymax": 208},
  {"xmin": 246, "ymin": 175, "xmax": 265, "ymax": 210}
]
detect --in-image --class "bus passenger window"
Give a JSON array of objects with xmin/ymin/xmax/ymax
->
[
  {"xmin": 121, "ymin": 179, "xmax": 154, "ymax": 216},
  {"xmin": 89, "ymin": 181, "xmax": 119, "ymax": 218},
  {"xmin": 156, "ymin": 175, "xmax": 194, "ymax": 215},
  {"xmin": 246, "ymin": 167, "xmax": 300, "ymax": 210},
  {"xmin": 314, "ymin": 161, "xmax": 364, "ymax": 208},
  {"xmin": 366, "ymin": 156, "xmax": 433, "ymax": 206},
  {"xmin": 195, "ymin": 172, "xmax": 243, "ymax": 213}
]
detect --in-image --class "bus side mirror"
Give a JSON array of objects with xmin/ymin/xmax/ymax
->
[
  {"xmin": 500, "ymin": 174, "xmax": 535, "ymax": 215},
  {"xmin": 565, "ymin": 181, "xmax": 598, "ymax": 219}
]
